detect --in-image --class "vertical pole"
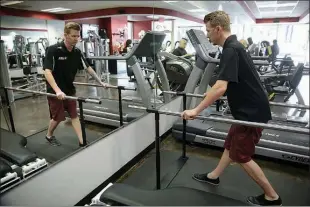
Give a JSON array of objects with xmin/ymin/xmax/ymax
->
[
  {"xmin": 118, "ymin": 86, "xmax": 124, "ymax": 126},
  {"xmin": 4, "ymin": 88, "xmax": 16, "ymax": 132},
  {"xmin": 155, "ymin": 111, "xmax": 160, "ymax": 190},
  {"xmin": 78, "ymin": 100, "xmax": 87, "ymax": 146},
  {"xmin": 182, "ymin": 93, "xmax": 187, "ymax": 158}
]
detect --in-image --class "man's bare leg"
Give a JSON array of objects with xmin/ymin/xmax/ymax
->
[
  {"xmin": 71, "ymin": 117, "xmax": 84, "ymax": 144},
  {"xmin": 47, "ymin": 119, "xmax": 60, "ymax": 137},
  {"xmin": 193, "ymin": 149, "xmax": 232, "ymax": 185},
  {"xmin": 208, "ymin": 149, "xmax": 232, "ymax": 178},
  {"xmin": 241, "ymin": 160, "xmax": 279, "ymax": 200}
]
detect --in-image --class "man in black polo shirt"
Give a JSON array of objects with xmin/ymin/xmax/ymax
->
[
  {"xmin": 43, "ymin": 22, "xmax": 112, "ymax": 147},
  {"xmin": 181, "ymin": 11, "xmax": 281, "ymax": 205}
]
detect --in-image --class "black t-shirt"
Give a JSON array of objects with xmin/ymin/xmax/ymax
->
[
  {"xmin": 43, "ymin": 41, "xmax": 90, "ymax": 95},
  {"xmin": 217, "ymin": 35, "xmax": 272, "ymax": 123},
  {"xmin": 172, "ymin": 47, "xmax": 187, "ymax": 56}
]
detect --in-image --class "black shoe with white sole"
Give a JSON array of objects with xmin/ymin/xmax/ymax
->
[
  {"xmin": 247, "ymin": 194, "xmax": 282, "ymax": 206},
  {"xmin": 46, "ymin": 136, "xmax": 61, "ymax": 146},
  {"xmin": 192, "ymin": 173, "xmax": 220, "ymax": 186}
]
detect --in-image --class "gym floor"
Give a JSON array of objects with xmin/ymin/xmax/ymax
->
[{"xmin": 1, "ymin": 66, "xmax": 309, "ymax": 197}]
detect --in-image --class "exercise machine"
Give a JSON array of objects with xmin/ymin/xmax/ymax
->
[
  {"xmin": 78, "ymin": 30, "xmax": 110, "ymax": 80},
  {"xmin": 1, "ymin": 36, "xmax": 46, "ymax": 102},
  {"xmin": 172, "ymin": 29, "xmax": 309, "ymax": 165},
  {"xmin": 78, "ymin": 31, "xmax": 172, "ymax": 127}
]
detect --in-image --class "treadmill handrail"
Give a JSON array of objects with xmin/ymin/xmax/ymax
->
[
  {"xmin": 4, "ymin": 87, "xmax": 101, "ymax": 104},
  {"xmin": 161, "ymin": 91, "xmax": 310, "ymax": 110},
  {"xmin": 128, "ymin": 105, "xmax": 310, "ymax": 135},
  {"xmin": 88, "ymin": 43, "xmax": 138, "ymax": 61},
  {"xmin": 158, "ymin": 51, "xmax": 193, "ymax": 65}
]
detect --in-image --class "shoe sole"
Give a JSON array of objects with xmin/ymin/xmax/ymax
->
[
  {"xmin": 192, "ymin": 176, "xmax": 219, "ymax": 186},
  {"xmin": 46, "ymin": 140, "xmax": 61, "ymax": 146},
  {"xmin": 246, "ymin": 199, "xmax": 282, "ymax": 206}
]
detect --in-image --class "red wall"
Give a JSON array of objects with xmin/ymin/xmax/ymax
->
[
  {"xmin": 110, "ymin": 16, "xmax": 128, "ymax": 54},
  {"xmin": 132, "ymin": 21, "xmax": 152, "ymax": 39}
]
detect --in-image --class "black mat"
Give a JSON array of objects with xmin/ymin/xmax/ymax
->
[
  {"xmin": 26, "ymin": 124, "xmax": 105, "ymax": 164},
  {"xmin": 121, "ymin": 150, "xmax": 310, "ymax": 206}
]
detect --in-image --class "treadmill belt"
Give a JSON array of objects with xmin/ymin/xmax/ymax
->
[
  {"xmin": 26, "ymin": 123, "xmax": 106, "ymax": 164},
  {"xmin": 121, "ymin": 150, "xmax": 310, "ymax": 205}
]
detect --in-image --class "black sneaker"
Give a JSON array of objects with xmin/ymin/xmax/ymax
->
[
  {"xmin": 46, "ymin": 136, "xmax": 61, "ymax": 146},
  {"xmin": 192, "ymin": 173, "xmax": 220, "ymax": 186},
  {"xmin": 79, "ymin": 140, "xmax": 89, "ymax": 147},
  {"xmin": 247, "ymin": 194, "xmax": 282, "ymax": 206}
]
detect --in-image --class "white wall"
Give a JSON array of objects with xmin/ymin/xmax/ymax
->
[{"xmin": 46, "ymin": 19, "xmax": 65, "ymax": 45}]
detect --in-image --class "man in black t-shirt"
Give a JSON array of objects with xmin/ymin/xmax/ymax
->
[
  {"xmin": 181, "ymin": 11, "xmax": 281, "ymax": 206},
  {"xmin": 43, "ymin": 22, "xmax": 113, "ymax": 147},
  {"xmin": 172, "ymin": 38, "xmax": 194, "ymax": 59}
]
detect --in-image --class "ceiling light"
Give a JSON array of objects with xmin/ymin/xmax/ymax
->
[
  {"xmin": 188, "ymin": 9, "xmax": 206, "ymax": 12},
  {"xmin": 147, "ymin": 15, "xmax": 160, "ymax": 19},
  {"xmin": 257, "ymin": 3, "xmax": 297, "ymax": 8},
  {"xmin": 1, "ymin": 1, "xmax": 23, "ymax": 6},
  {"xmin": 218, "ymin": 4, "xmax": 223, "ymax": 11},
  {"xmin": 164, "ymin": 1, "xmax": 178, "ymax": 3},
  {"xmin": 41, "ymin": 7, "xmax": 72, "ymax": 12}
]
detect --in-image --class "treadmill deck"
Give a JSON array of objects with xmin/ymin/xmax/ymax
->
[{"xmin": 120, "ymin": 150, "xmax": 310, "ymax": 205}]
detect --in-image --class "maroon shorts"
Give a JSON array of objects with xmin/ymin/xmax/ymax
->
[
  {"xmin": 47, "ymin": 97, "xmax": 78, "ymax": 122},
  {"xmin": 224, "ymin": 124, "xmax": 263, "ymax": 163}
]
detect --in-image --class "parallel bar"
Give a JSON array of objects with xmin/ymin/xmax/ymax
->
[
  {"xmin": 4, "ymin": 88, "xmax": 15, "ymax": 132},
  {"xmin": 128, "ymin": 105, "xmax": 310, "ymax": 135},
  {"xmin": 118, "ymin": 87, "xmax": 124, "ymax": 126},
  {"xmin": 162, "ymin": 91, "xmax": 309, "ymax": 110},
  {"xmin": 182, "ymin": 93, "xmax": 187, "ymax": 159},
  {"xmin": 73, "ymin": 82, "xmax": 136, "ymax": 91},
  {"xmin": 4, "ymin": 87, "xmax": 101, "ymax": 104},
  {"xmin": 78, "ymin": 100, "xmax": 87, "ymax": 146},
  {"xmin": 155, "ymin": 111, "xmax": 161, "ymax": 190}
]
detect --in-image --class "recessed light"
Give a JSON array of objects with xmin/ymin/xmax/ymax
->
[
  {"xmin": 41, "ymin": 7, "xmax": 72, "ymax": 12},
  {"xmin": 1, "ymin": 1, "xmax": 23, "ymax": 6},
  {"xmin": 188, "ymin": 9, "xmax": 206, "ymax": 12}
]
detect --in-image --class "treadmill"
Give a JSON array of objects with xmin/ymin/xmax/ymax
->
[
  {"xmin": 78, "ymin": 32, "xmax": 172, "ymax": 127},
  {"xmin": 172, "ymin": 29, "xmax": 309, "ymax": 165}
]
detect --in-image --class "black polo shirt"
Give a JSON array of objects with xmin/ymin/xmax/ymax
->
[
  {"xmin": 43, "ymin": 41, "xmax": 90, "ymax": 96},
  {"xmin": 217, "ymin": 35, "xmax": 271, "ymax": 123}
]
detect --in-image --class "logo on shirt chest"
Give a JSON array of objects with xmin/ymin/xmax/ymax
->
[{"xmin": 58, "ymin": 56, "xmax": 67, "ymax": 60}]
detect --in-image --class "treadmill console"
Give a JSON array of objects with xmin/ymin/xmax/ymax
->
[{"xmin": 186, "ymin": 29, "xmax": 219, "ymax": 63}]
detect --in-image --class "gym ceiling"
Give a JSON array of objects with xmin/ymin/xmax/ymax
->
[{"xmin": 0, "ymin": 1, "xmax": 309, "ymax": 24}]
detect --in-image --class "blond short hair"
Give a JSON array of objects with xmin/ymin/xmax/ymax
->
[
  {"xmin": 64, "ymin": 22, "xmax": 81, "ymax": 34},
  {"xmin": 204, "ymin": 11, "xmax": 231, "ymax": 32}
]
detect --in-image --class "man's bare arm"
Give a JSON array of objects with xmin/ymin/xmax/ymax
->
[
  {"xmin": 86, "ymin": 66, "xmax": 102, "ymax": 83},
  {"xmin": 86, "ymin": 66, "xmax": 114, "ymax": 87},
  {"xmin": 194, "ymin": 80, "xmax": 228, "ymax": 114}
]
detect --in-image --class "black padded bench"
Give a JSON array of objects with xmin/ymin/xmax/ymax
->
[
  {"xmin": 100, "ymin": 183, "xmax": 247, "ymax": 206},
  {"xmin": 0, "ymin": 129, "xmax": 48, "ymax": 178},
  {"xmin": 0, "ymin": 158, "xmax": 22, "ymax": 192},
  {"xmin": 0, "ymin": 129, "xmax": 37, "ymax": 166}
]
